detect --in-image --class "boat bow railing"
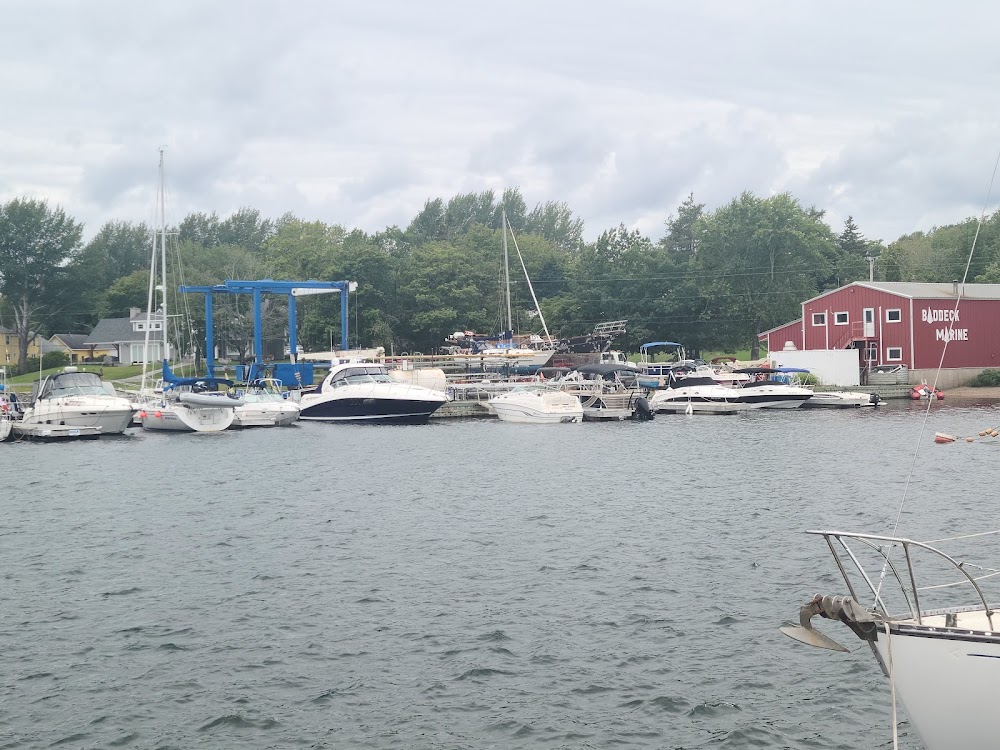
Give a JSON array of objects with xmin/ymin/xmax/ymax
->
[{"xmin": 809, "ymin": 529, "xmax": 998, "ymax": 627}]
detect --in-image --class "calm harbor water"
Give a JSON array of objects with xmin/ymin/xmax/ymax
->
[{"xmin": 3, "ymin": 400, "xmax": 998, "ymax": 749}]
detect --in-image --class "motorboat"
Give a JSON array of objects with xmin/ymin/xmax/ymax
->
[
  {"xmin": 782, "ymin": 529, "xmax": 1000, "ymax": 749},
  {"xmin": 231, "ymin": 379, "xmax": 300, "ymax": 427},
  {"xmin": 731, "ymin": 368, "xmax": 813, "ymax": 408},
  {"xmin": 800, "ymin": 390, "xmax": 880, "ymax": 408},
  {"xmin": 488, "ymin": 384, "xmax": 583, "ymax": 423},
  {"xmin": 298, "ymin": 362, "xmax": 448, "ymax": 423},
  {"xmin": 9, "ymin": 367, "xmax": 135, "ymax": 434},
  {"xmin": 647, "ymin": 375, "xmax": 753, "ymax": 415}
]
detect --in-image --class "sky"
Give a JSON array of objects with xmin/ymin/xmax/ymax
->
[{"xmin": 4, "ymin": 1, "xmax": 1000, "ymax": 247}]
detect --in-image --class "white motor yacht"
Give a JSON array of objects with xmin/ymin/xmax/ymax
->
[
  {"xmin": 11, "ymin": 367, "xmax": 135, "ymax": 434},
  {"xmin": 232, "ymin": 379, "xmax": 300, "ymax": 427},
  {"xmin": 488, "ymin": 384, "xmax": 583, "ymax": 423},
  {"xmin": 648, "ymin": 375, "xmax": 753, "ymax": 414},
  {"xmin": 731, "ymin": 368, "xmax": 813, "ymax": 408},
  {"xmin": 298, "ymin": 362, "xmax": 448, "ymax": 423}
]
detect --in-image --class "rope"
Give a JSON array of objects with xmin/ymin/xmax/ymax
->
[
  {"xmin": 875, "ymin": 150, "xmax": 1000, "ymax": 603},
  {"xmin": 884, "ymin": 621, "xmax": 899, "ymax": 750}
]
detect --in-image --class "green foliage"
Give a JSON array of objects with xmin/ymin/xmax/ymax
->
[
  {"xmin": 967, "ymin": 369, "xmax": 1000, "ymax": 387},
  {"xmin": 24, "ymin": 350, "xmax": 70, "ymax": 372}
]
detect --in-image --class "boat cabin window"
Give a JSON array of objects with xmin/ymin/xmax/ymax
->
[
  {"xmin": 328, "ymin": 366, "xmax": 394, "ymax": 387},
  {"xmin": 886, "ymin": 308, "xmax": 901, "ymax": 323},
  {"xmin": 811, "ymin": 312, "xmax": 826, "ymax": 326},
  {"xmin": 886, "ymin": 347, "xmax": 903, "ymax": 361},
  {"xmin": 834, "ymin": 311, "xmax": 849, "ymax": 325}
]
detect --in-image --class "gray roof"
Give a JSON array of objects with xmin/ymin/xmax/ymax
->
[
  {"xmin": 51, "ymin": 333, "xmax": 89, "ymax": 349},
  {"xmin": 84, "ymin": 312, "xmax": 164, "ymax": 345},
  {"xmin": 806, "ymin": 281, "xmax": 1000, "ymax": 304}
]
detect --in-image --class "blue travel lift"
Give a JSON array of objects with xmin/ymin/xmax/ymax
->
[{"xmin": 178, "ymin": 279, "xmax": 357, "ymax": 386}]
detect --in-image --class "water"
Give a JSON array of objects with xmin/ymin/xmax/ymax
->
[{"xmin": 3, "ymin": 400, "xmax": 998, "ymax": 749}]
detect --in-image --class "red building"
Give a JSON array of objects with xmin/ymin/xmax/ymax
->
[{"xmin": 759, "ymin": 281, "xmax": 1000, "ymax": 387}]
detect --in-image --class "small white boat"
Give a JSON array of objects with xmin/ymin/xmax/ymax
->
[
  {"xmin": 800, "ymin": 390, "xmax": 880, "ymax": 408},
  {"xmin": 232, "ymin": 379, "xmax": 300, "ymax": 427},
  {"xmin": 731, "ymin": 368, "xmax": 813, "ymax": 408},
  {"xmin": 488, "ymin": 384, "xmax": 583, "ymax": 423}
]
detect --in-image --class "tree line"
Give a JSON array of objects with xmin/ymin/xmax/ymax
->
[{"xmin": 0, "ymin": 186, "xmax": 989, "ymax": 373}]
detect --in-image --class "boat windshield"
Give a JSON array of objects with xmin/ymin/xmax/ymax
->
[
  {"xmin": 328, "ymin": 366, "xmax": 394, "ymax": 387},
  {"xmin": 40, "ymin": 372, "xmax": 116, "ymax": 399}
]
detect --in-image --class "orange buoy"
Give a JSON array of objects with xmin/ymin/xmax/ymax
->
[
  {"xmin": 154, "ymin": 411, "xmax": 162, "ymax": 418},
  {"xmin": 934, "ymin": 433, "xmax": 957, "ymax": 444},
  {"xmin": 968, "ymin": 437, "xmax": 976, "ymax": 443},
  {"xmin": 138, "ymin": 410, "xmax": 147, "ymax": 419}
]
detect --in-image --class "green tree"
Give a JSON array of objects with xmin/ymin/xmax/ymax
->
[
  {"xmin": 0, "ymin": 198, "xmax": 83, "ymax": 372},
  {"xmin": 693, "ymin": 192, "xmax": 837, "ymax": 358}
]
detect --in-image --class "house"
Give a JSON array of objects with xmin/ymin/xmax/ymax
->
[
  {"xmin": 759, "ymin": 281, "xmax": 1000, "ymax": 388},
  {"xmin": 0, "ymin": 326, "xmax": 46, "ymax": 369},
  {"xmin": 83, "ymin": 307, "xmax": 167, "ymax": 365},
  {"xmin": 49, "ymin": 333, "xmax": 114, "ymax": 363}
]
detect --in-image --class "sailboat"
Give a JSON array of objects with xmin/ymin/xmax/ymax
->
[
  {"xmin": 138, "ymin": 150, "xmax": 240, "ymax": 433},
  {"xmin": 780, "ymin": 184, "xmax": 1000, "ymax": 749},
  {"xmin": 450, "ymin": 212, "xmax": 556, "ymax": 372}
]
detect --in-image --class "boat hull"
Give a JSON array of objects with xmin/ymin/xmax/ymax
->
[
  {"xmin": 232, "ymin": 403, "xmax": 300, "ymax": 427},
  {"xmin": 489, "ymin": 403, "xmax": 583, "ymax": 423},
  {"xmin": 18, "ymin": 402, "xmax": 135, "ymax": 434},
  {"xmin": 140, "ymin": 404, "xmax": 236, "ymax": 432},
  {"xmin": 872, "ymin": 624, "xmax": 1000, "ymax": 749},
  {"xmin": 298, "ymin": 397, "xmax": 446, "ymax": 423},
  {"xmin": 800, "ymin": 391, "xmax": 879, "ymax": 408}
]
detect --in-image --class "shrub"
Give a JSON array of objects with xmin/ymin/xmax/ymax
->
[
  {"xmin": 23, "ymin": 351, "xmax": 70, "ymax": 373},
  {"xmin": 967, "ymin": 369, "xmax": 1000, "ymax": 387}
]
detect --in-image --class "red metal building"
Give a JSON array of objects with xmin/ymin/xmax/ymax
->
[{"xmin": 759, "ymin": 281, "xmax": 1000, "ymax": 387}]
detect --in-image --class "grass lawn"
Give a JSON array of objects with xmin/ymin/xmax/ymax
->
[{"xmin": 3, "ymin": 363, "xmax": 199, "ymax": 387}]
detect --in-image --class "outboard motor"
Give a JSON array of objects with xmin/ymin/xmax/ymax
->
[{"xmin": 632, "ymin": 396, "xmax": 654, "ymax": 421}]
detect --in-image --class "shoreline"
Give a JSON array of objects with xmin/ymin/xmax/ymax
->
[{"xmin": 940, "ymin": 386, "xmax": 1000, "ymax": 399}]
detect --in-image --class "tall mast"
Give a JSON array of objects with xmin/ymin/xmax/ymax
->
[
  {"xmin": 502, "ymin": 210, "xmax": 512, "ymax": 336},
  {"xmin": 159, "ymin": 149, "xmax": 169, "ymax": 363}
]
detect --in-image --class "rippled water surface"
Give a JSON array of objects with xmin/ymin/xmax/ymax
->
[{"xmin": 4, "ymin": 399, "xmax": 999, "ymax": 749}]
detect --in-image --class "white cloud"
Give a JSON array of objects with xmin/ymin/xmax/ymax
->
[{"xmin": 4, "ymin": 0, "xmax": 1000, "ymax": 250}]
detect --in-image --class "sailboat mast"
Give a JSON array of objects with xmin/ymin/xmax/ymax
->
[
  {"xmin": 159, "ymin": 149, "xmax": 169, "ymax": 363},
  {"xmin": 502, "ymin": 210, "xmax": 512, "ymax": 337}
]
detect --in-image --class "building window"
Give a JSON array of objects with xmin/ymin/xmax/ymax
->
[
  {"xmin": 886, "ymin": 309, "xmax": 901, "ymax": 323},
  {"xmin": 866, "ymin": 343, "xmax": 878, "ymax": 361},
  {"xmin": 4, "ymin": 336, "xmax": 8, "ymax": 345},
  {"xmin": 811, "ymin": 312, "xmax": 826, "ymax": 326},
  {"xmin": 887, "ymin": 347, "xmax": 903, "ymax": 361},
  {"xmin": 834, "ymin": 311, "xmax": 849, "ymax": 325}
]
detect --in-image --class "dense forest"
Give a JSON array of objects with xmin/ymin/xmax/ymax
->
[{"xmin": 0, "ymin": 187, "xmax": 995, "ymax": 373}]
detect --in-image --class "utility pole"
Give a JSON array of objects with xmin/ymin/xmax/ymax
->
[{"xmin": 865, "ymin": 254, "xmax": 875, "ymax": 282}]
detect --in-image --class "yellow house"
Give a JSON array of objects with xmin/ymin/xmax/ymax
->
[
  {"xmin": 49, "ymin": 333, "xmax": 113, "ymax": 364},
  {"xmin": 0, "ymin": 327, "xmax": 43, "ymax": 369}
]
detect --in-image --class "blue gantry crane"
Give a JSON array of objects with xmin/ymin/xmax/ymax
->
[{"xmin": 178, "ymin": 278, "xmax": 357, "ymax": 383}]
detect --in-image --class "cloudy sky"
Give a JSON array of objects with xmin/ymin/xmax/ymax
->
[{"xmin": 4, "ymin": 2, "xmax": 999, "ymax": 246}]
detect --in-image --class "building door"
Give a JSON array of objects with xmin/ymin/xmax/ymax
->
[{"xmin": 863, "ymin": 308, "xmax": 875, "ymax": 338}]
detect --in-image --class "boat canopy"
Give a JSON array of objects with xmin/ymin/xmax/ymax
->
[
  {"xmin": 639, "ymin": 341, "xmax": 683, "ymax": 351},
  {"xmin": 161, "ymin": 360, "xmax": 234, "ymax": 389},
  {"xmin": 733, "ymin": 366, "xmax": 810, "ymax": 375}
]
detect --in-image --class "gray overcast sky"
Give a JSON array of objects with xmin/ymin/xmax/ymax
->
[{"xmin": 4, "ymin": 1, "xmax": 999, "ymax": 245}]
